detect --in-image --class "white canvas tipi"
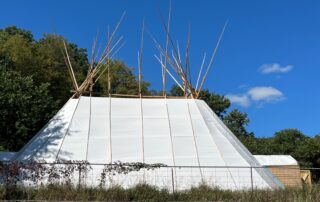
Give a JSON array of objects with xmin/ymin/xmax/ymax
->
[
  {"xmin": 6, "ymin": 13, "xmax": 284, "ymax": 190},
  {"xmin": 12, "ymin": 96, "xmax": 283, "ymax": 190}
]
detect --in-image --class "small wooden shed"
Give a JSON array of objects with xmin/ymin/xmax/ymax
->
[{"xmin": 254, "ymin": 155, "xmax": 302, "ymax": 188}]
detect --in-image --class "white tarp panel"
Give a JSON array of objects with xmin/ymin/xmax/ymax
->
[
  {"xmin": 111, "ymin": 98, "xmax": 142, "ymax": 162},
  {"xmin": 187, "ymin": 100, "xmax": 226, "ymax": 166},
  {"xmin": 196, "ymin": 100, "xmax": 249, "ymax": 166},
  {"xmin": 195, "ymin": 100, "xmax": 279, "ymax": 188},
  {"xmin": 14, "ymin": 96, "xmax": 282, "ymax": 190},
  {"xmin": 0, "ymin": 152, "xmax": 16, "ymax": 161},
  {"xmin": 143, "ymin": 99, "xmax": 173, "ymax": 165},
  {"xmin": 254, "ymin": 155, "xmax": 298, "ymax": 166},
  {"xmin": 87, "ymin": 97, "xmax": 111, "ymax": 163},
  {"xmin": 57, "ymin": 96, "xmax": 90, "ymax": 161},
  {"xmin": 16, "ymin": 98, "xmax": 79, "ymax": 162}
]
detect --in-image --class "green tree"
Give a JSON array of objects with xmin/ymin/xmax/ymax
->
[
  {"xmin": 223, "ymin": 109, "xmax": 251, "ymax": 137},
  {"xmin": 0, "ymin": 33, "xmax": 36, "ymax": 75},
  {"xmin": 36, "ymin": 34, "xmax": 89, "ymax": 103},
  {"xmin": 169, "ymin": 84, "xmax": 184, "ymax": 96},
  {"xmin": 272, "ymin": 129, "xmax": 307, "ymax": 155},
  {"xmin": 0, "ymin": 69, "xmax": 57, "ymax": 151},
  {"xmin": 253, "ymin": 137, "xmax": 276, "ymax": 155},
  {"xmin": 223, "ymin": 109, "xmax": 257, "ymax": 152},
  {"xmin": 0, "ymin": 26, "xmax": 40, "ymax": 79},
  {"xmin": 198, "ymin": 89, "xmax": 230, "ymax": 118},
  {"xmin": 96, "ymin": 60, "xmax": 150, "ymax": 95},
  {"xmin": 296, "ymin": 135, "xmax": 320, "ymax": 167},
  {"xmin": 0, "ymin": 27, "xmax": 90, "ymax": 105},
  {"xmin": 0, "ymin": 26, "xmax": 34, "ymax": 42}
]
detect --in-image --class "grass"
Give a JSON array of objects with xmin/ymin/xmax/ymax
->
[{"xmin": 0, "ymin": 183, "xmax": 320, "ymax": 201}]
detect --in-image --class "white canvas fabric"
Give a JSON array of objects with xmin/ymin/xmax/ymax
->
[
  {"xmin": 254, "ymin": 155, "xmax": 298, "ymax": 166},
  {"xmin": 0, "ymin": 152, "xmax": 16, "ymax": 161},
  {"xmin": 14, "ymin": 96, "xmax": 283, "ymax": 190}
]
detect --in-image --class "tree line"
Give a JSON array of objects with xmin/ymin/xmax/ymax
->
[{"xmin": 0, "ymin": 26, "xmax": 319, "ymax": 169}]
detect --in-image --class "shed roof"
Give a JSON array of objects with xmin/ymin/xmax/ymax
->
[
  {"xmin": 254, "ymin": 155, "xmax": 298, "ymax": 166},
  {"xmin": 0, "ymin": 152, "xmax": 16, "ymax": 161}
]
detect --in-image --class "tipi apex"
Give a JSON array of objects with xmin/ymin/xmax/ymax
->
[{"xmin": 12, "ymin": 10, "xmax": 284, "ymax": 190}]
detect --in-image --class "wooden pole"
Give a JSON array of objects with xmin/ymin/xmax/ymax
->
[
  {"xmin": 197, "ymin": 21, "xmax": 228, "ymax": 98},
  {"xmin": 195, "ymin": 52, "xmax": 206, "ymax": 91},
  {"xmin": 89, "ymin": 29, "xmax": 99, "ymax": 73},
  {"xmin": 75, "ymin": 12, "xmax": 126, "ymax": 96},
  {"xmin": 171, "ymin": 168, "xmax": 175, "ymax": 193},
  {"xmin": 149, "ymin": 31, "xmax": 190, "ymax": 94},
  {"xmin": 163, "ymin": 1, "xmax": 171, "ymax": 98},
  {"xmin": 160, "ymin": 54, "xmax": 165, "ymax": 96},
  {"xmin": 158, "ymin": 7, "xmax": 191, "ymax": 94},
  {"xmin": 185, "ymin": 24, "xmax": 192, "ymax": 91},
  {"xmin": 107, "ymin": 26, "xmax": 111, "ymax": 96},
  {"xmin": 138, "ymin": 18, "xmax": 145, "ymax": 97},
  {"xmin": 155, "ymin": 54, "xmax": 184, "ymax": 92},
  {"xmin": 63, "ymin": 40, "xmax": 78, "ymax": 91}
]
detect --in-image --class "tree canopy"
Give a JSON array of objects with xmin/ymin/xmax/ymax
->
[
  {"xmin": 0, "ymin": 69, "xmax": 57, "ymax": 150},
  {"xmin": 95, "ymin": 60, "xmax": 150, "ymax": 95},
  {"xmin": 0, "ymin": 27, "xmax": 89, "ymax": 104}
]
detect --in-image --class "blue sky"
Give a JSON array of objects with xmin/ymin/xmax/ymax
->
[{"xmin": 1, "ymin": 0, "xmax": 319, "ymax": 137}]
